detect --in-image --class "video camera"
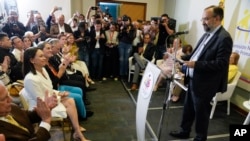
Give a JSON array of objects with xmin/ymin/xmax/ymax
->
[
  {"xmin": 122, "ymin": 15, "xmax": 129, "ymax": 21},
  {"xmin": 160, "ymin": 18, "xmax": 176, "ymax": 30}
]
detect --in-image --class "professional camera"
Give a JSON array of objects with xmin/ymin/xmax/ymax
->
[
  {"xmin": 159, "ymin": 18, "xmax": 176, "ymax": 30},
  {"xmin": 168, "ymin": 18, "xmax": 176, "ymax": 30},
  {"xmin": 122, "ymin": 15, "xmax": 129, "ymax": 21},
  {"xmin": 84, "ymin": 36, "xmax": 91, "ymax": 43},
  {"xmin": 9, "ymin": 23, "xmax": 18, "ymax": 29}
]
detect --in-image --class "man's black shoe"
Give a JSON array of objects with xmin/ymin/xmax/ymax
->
[
  {"xmin": 86, "ymin": 87, "xmax": 96, "ymax": 92},
  {"xmin": 169, "ymin": 131, "xmax": 190, "ymax": 139},
  {"xmin": 86, "ymin": 111, "xmax": 94, "ymax": 118}
]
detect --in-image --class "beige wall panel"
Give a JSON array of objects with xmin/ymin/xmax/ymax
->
[{"xmin": 119, "ymin": 3, "xmax": 145, "ymax": 21}]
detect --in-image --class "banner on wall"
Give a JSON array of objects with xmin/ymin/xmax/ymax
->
[{"xmin": 233, "ymin": 0, "xmax": 250, "ymax": 92}]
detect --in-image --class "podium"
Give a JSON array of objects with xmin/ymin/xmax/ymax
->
[
  {"xmin": 243, "ymin": 101, "xmax": 250, "ymax": 125},
  {"xmin": 136, "ymin": 62, "xmax": 161, "ymax": 141}
]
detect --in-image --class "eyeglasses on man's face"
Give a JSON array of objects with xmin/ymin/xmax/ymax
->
[{"xmin": 201, "ymin": 16, "xmax": 215, "ymax": 22}]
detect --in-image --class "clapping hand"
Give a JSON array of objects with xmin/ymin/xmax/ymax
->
[
  {"xmin": 34, "ymin": 91, "xmax": 56, "ymax": 123},
  {"xmin": 46, "ymin": 91, "xmax": 58, "ymax": 109},
  {"xmin": 58, "ymin": 91, "xmax": 69, "ymax": 97},
  {"xmin": 1, "ymin": 56, "xmax": 10, "ymax": 72}
]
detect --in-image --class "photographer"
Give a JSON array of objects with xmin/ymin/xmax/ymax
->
[
  {"xmin": 2, "ymin": 11, "xmax": 26, "ymax": 38},
  {"xmin": 156, "ymin": 13, "xmax": 175, "ymax": 60},
  {"xmin": 86, "ymin": 6, "xmax": 103, "ymax": 32},
  {"xmin": 73, "ymin": 22, "xmax": 91, "ymax": 67},
  {"xmin": 118, "ymin": 15, "xmax": 136, "ymax": 79}
]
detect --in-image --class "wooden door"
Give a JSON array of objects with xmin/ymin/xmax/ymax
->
[{"xmin": 119, "ymin": 3, "xmax": 146, "ymax": 21}]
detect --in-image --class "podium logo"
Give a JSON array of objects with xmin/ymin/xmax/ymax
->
[
  {"xmin": 141, "ymin": 71, "xmax": 154, "ymax": 99},
  {"xmin": 230, "ymin": 125, "xmax": 250, "ymax": 141}
]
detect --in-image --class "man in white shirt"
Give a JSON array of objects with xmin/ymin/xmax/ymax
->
[{"xmin": 11, "ymin": 36, "xmax": 24, "ymax": 62}]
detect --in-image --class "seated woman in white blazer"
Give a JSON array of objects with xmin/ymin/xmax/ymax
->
[{"xmin": 22, "ymin": 47, "xmax": 90, "ymax": 141}]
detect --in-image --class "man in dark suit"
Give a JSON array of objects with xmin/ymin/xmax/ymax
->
[
  {"xmin": 89, "ymin": 19, "xmax": 107, "ymax": 81},
  {"xmin": 0, "ymin": 81, "xmax": 57, "ymax": 140},
  {"xmin": 170, "ymin": 5, "xmax": 232, "ymax": 141},
  {"xmin": 131, "ymin": 33, "xmax": 155, "ymax": 90},
  {"xmin": 50, "ymin": 14, "xmax": 73, "ymax": 38}
]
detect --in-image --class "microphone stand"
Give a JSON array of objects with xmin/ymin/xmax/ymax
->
[{"xmin": 156, "ymin": 35, "xmax": 187, "ymax": 141}]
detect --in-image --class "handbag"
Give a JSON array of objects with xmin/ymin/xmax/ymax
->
[{"xmin": 7, "ymin": 81, "xmax": 24, "ymax": 97}]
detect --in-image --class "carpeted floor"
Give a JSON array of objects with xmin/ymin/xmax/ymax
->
[{"xmin": 50, "ymin": 78, "xmax": 247, "ymax": 141}]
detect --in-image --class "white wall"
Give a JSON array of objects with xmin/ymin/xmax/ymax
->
[
  {"xmin": 17, "ymin": 0, "xmax": 71, "ymax": 25},
  {"xmin": 165, "ymin": 0, "xmax": 250, "ymax": 108},
  {"xmin": 165, "ymin": 0, "xmax": 241, "ymax": 48},
  {"xmin": 165, "ymin": 0, "xmax": 220, "ymax": 46}
]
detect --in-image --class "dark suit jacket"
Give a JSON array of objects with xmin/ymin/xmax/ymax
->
[
  {"xmin": 0, "ymin": 47, "xmax": 23, "ymax": 82},
  {"xmin": 0, "ymin": 104, "xmax": 50, "ymax": 141},
  {"xmin": 137, "ymin": 42, "xmax": 156, "ymax": 61},
  {"xmin": 183, "ymin": 26, "xmax": 232, "ymax": 97},
  {"xmin": 89, "ymin": 29, "xmax": 107, "ymax": 53}
]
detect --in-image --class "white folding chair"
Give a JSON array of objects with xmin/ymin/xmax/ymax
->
[
  {"xmin": 210, "ymin": 71, "xmax": 241, "ymax": 119},
  {"xmin": 128, "ymin": 55, "xmax": 155, "ymax": 82}
]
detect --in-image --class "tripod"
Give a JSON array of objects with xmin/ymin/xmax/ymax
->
[{"xmin": 156, "ymin": 37, "xmax": 187, "ymax": 141}]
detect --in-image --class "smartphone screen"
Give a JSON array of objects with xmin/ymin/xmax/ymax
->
[{"xmin": 91, "ymin": 6, "xmax": 98, "ymax": 10}]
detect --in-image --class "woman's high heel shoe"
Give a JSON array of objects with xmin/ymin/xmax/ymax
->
[
  {"xmin": 87, "ymin": 78, "xmax": 95, "ymax": 84},
  {"xmin": 80, "ymin": 126, "xmax": 86, "ymax": 132},
  {"xmin": 73, "ymin": 133, "xmax": 91, "ymax": 141},
  {"xmin": 171, "ymin": 95, "xmax": 180, "ymax": 103}
]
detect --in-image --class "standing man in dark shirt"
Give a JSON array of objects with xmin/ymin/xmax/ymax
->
[
  {"xmin": 74, "ymin": 22, "xmax": 91, "ymax": 67},
  {"xmin": 118, "ymin": 15, "xmax": 136, "ymax": 79},
  {"xmin": 156, "ymin": 14, "xmax": 174, "ymax": 60}
]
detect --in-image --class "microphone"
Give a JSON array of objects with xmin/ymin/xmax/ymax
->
[{"xmin": 174, "ymin": 31, "xmax": 189, "ymax": 35}]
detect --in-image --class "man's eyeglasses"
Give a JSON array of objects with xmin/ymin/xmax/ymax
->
[{"xmin": 201, "ymin": 16, "xmax": 215, "ymax": 22}]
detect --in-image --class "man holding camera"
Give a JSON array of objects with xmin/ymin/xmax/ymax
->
[
  {"xmin": 155, "ymin": 14, "xmax": 175, "ymax": 60},
  {"xmin": 50, "ymin": 14, "xmax": 72, "ymax": 38},
  {"xmin": 118, "ymin": 15, "xmax": 136, "ymax": 80},
  {"xmin": 2, "ymin": 11, "xmax": 26, "ymax": 38}
]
